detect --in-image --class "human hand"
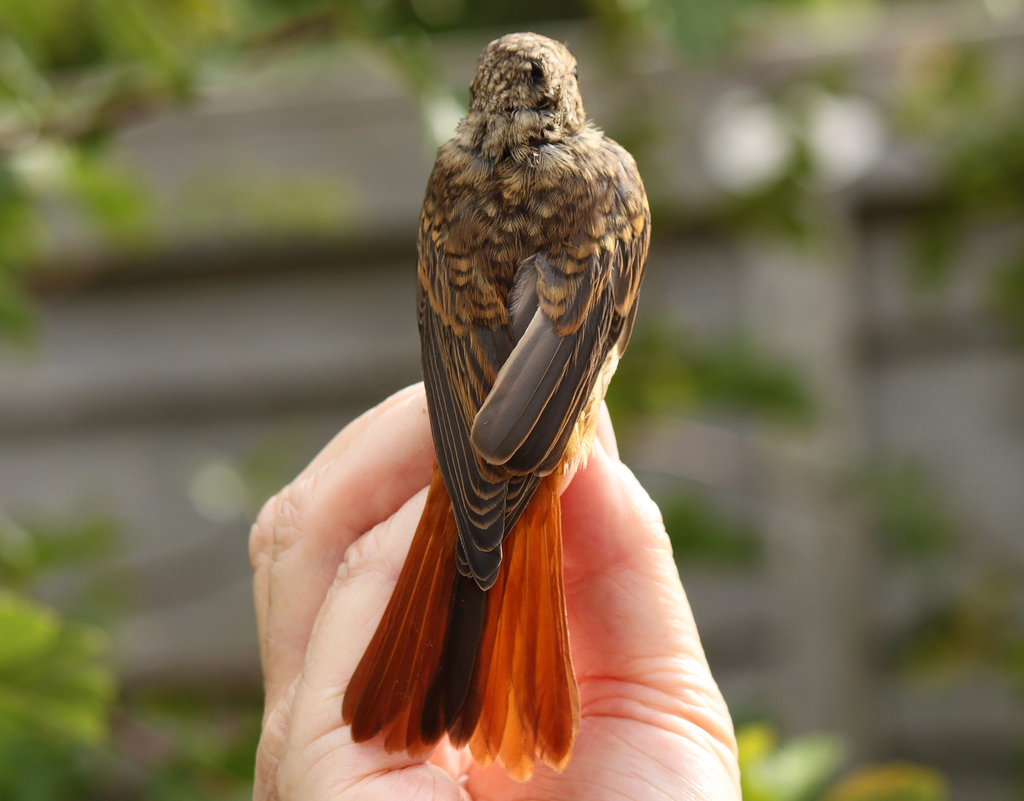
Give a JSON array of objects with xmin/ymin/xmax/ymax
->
[{"xmin": 250, "ymin": 384, "xmax": 740, "ymax": 800}]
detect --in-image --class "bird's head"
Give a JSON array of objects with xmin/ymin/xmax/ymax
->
[{"xmin": 466, "ymin": 33, "xmax": 585, "ymax": 155}]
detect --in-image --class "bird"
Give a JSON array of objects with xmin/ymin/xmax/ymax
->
[{"xmin": 342, "ymin": 31, "xmax": 650, "ymax": 780}]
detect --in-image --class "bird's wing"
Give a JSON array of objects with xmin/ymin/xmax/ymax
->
[
  {"xmin": 470, "ymin": 152, "xmax": 650, "ymax": 477},
  {"xmin": 419, "ymin": 201, "xmax": 544, "ymax": 589}
]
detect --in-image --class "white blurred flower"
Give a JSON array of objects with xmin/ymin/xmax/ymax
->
[
  {"xmin": 188, "ymin": 459, "xmax": 248, "ymax": 522},
  {"xmin": 9, "ymin": 140, "xmax": 71, "ymax": 193},
  {"xmin": 424, "ymin": 91, "xmax": 464, "ymax": 148},
  {"xmin": 985, "ymin": 0, "xmax": 1023, "ymax": 20},
  {"xmin": 805, "ymin": 92, "xmax": 885, "ymax": 190},
  {"xmin": 702, "ymin": 87, "xmax": 792, "ymax": 193}
]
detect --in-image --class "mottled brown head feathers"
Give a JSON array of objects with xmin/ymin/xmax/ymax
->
[{"xmin": 465, "ymin": 33, "xmax": 585, "ymax": 158}]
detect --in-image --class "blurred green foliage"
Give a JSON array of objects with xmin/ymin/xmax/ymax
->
[
  {"xmin": 824, "ymin": 763, "xmax": 949, "ymax": 801},
  {"xmin": 662, "ymin": 493, "xmax": 761, "ymax": 565},
  {"xmin": 0, "ymin": 411, "xmax": 325, "ymax": 799},
  {"xmin": 900, "ymin": 570, "xmax": 1024, "ymax": 681},
  {"xmin": 0, "ymin": 513, "xmax": 119, "ymax": 598},
  {"xmin": 606, "ymin": 321, "xmax": 811, "ymax": 566},
  {"xmin": 0, "ymin": 503, "xmax": 265, "ymax": 799},
  {"xmin": 124, "ymin": 684, "xmax": 262, "ymax": 801},
  {"xmin": 992, "ymin": 251, "xmax": 1024, "ymax": 340},
  {"xmin": 738, "ymin": 723, "xmax": 950, "ymax": 801},
  {"xmin": 858, "ymin": 462, "xmax": 958, "ymax": 560},
  {"xmin": 608, "ymin": 323, "xmax": 815, "ymax": 425},
  {"xmin": 902, "ymin": 40, "xmax": 1024, "ymax": 335},
  {"xmin": 740, "ymin": 724, "xmax": 845, "ymax": 801},
  {"xmin": 0, "ymin": 516, "xmax": 117, "ymax": 801},
  {"xmin": 0, "ymin": 593, "xmax": 114, "ymax": 745}
]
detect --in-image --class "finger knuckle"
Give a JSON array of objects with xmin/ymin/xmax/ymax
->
[
  {"xmin": 253, "ymin": 680, "xmax": 299, "ymax": 800},
  {"xmin": 253, "ymin": 740, "xmax": 280, "ymax": 801},
  {"xmin": 253, "ymin": 720, "xmax": 284, "ymax": 799},
  {"xmin": 249, "ymin": 472, "xmax": 314, "ymax": 573},
  {"xmin": 249, "ymin": 491, "xmax": 282, "ymax": 573}
]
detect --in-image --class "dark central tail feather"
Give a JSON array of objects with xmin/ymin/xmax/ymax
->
[
  {"xmin": 421, "ymin": 573, "xmax": 488, "ymax": 741},
  {"xmin": 342, "ymin": 465, "xmax": 579, "ymax": 780}
]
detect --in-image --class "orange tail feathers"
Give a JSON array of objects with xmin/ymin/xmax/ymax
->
[
  {"xmin": 341, "ymin": 466, "xmax": 580, "ymax": 780},
  {"xmin": 342, "ymin": 465, "xmax": 459, "ymax": 754}
]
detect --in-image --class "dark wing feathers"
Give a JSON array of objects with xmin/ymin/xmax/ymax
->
[
  {"xmin": 418, "ymin": 275, "xmax": 510, "ymax": 588},
  {"xmin": 608, "ymin": 223, "xmax": 647, "ymax": 354},
  {"xmin": 503, "ymin": 473, "xmax": 541, "ymax": 532},
  {"xmin": 469, "ymin": 306, "xmax": 570, "ymax": 469},
  {"xmin": 470, "ymin": 236, "xmax": 633, "ymax": 478}
]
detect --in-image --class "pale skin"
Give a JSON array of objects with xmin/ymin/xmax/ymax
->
[{"xmin": 250, "ymin": 383, "xmax": 741, "ymax": 800}]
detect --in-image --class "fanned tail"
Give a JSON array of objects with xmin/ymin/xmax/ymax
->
[{"xmin": 341, "ymin": 467, "xmax": 579, "ymax": 780}]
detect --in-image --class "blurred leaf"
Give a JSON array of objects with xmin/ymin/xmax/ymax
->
[
  {"xmin": 860, "ymin": 463, "xmax": 957, "ymax": 559},
  {"xmin": 0, "ymin": 266, "xmax": 37, "ymax": 341},
  {"xmin": 720, "ymin": 132, "xmax": 817, "ymax": 239},
  {"xmin": 738, "ymin": 722, "xmax": 778, "ymax": 765},
  {"xmin": 97, "ymin": 0, "xmax": 238, "ymax": 64},
  {"xmin": 0, "ymin": 0, "xmax": 100, "ymax": 70},
  {"xmin": 127, "ymin": 683, "xmax": 261, "ymax": 801},
  {"xmin": 897, "ymin": 44, "xmax": 990, "ymax": 139},
  {"xmin": 909, "ymin": 203, "xmax": 963, "ymax": 290},
  {"xmin": 608, "ymin": 324, "xmax": 814, "ymax": 426},
  {"xmin": 739, "ymin": 723, "xmax": 844, "ymax": 801},
  {"xmin": 0, "ymin": 592, "xmax": 116, "ymax": 745},
  {"xmin": 174, "ymin": 171, "xmax": 358, "ymax": 237},
  {"xmin": 1004, "ymin": 636, "xmax": 1024, "ymax": 693},
  {"xmin": 899, "ymin": 571, "xmax": 1018, "ymax": 678},
  {"xmin": 663, "ymin": 493, "xmax": 760, "ymax": 565},
  {"xmin": 0, "ymin": 730, "xmax": 109, "ymax": 801},
  {"xmin": 824, "ymin": 762, "xmax": 949, "ymax": 801},
  {"xmin": 900, "ymin": 46, "xmax": 1024, "ymax": 328},
  {"xmin": 587, "ymin": 0, "xmax": 747, "ymax": 59},
  {"xmin": 66, "ymin": 147, "xmax": 151, "ymax": 239},
  {"xmin": 944, "ymin": 106, "xmax": 1024, "ymax": 215},
  {"xmin": 0, "ymin": 513, "xmax": 119, "ymax": 593},
  {"xmin": 0, "ymin": 162, "xmax": 46, "ymax": 341},
  {"xmin": 690, "ymin": 337, "xmax": 814, "ymax": 421},
  {"xmin": 991, "ymin": 253, "xmax": 1024, "ymax": 340},
  {"xmin": 739, "ymin": 726, "xmax": 952, "ymax": 801},
  {"xmin": 665, "ymin": 0, "xmax": 746, "ymax": 59}
]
